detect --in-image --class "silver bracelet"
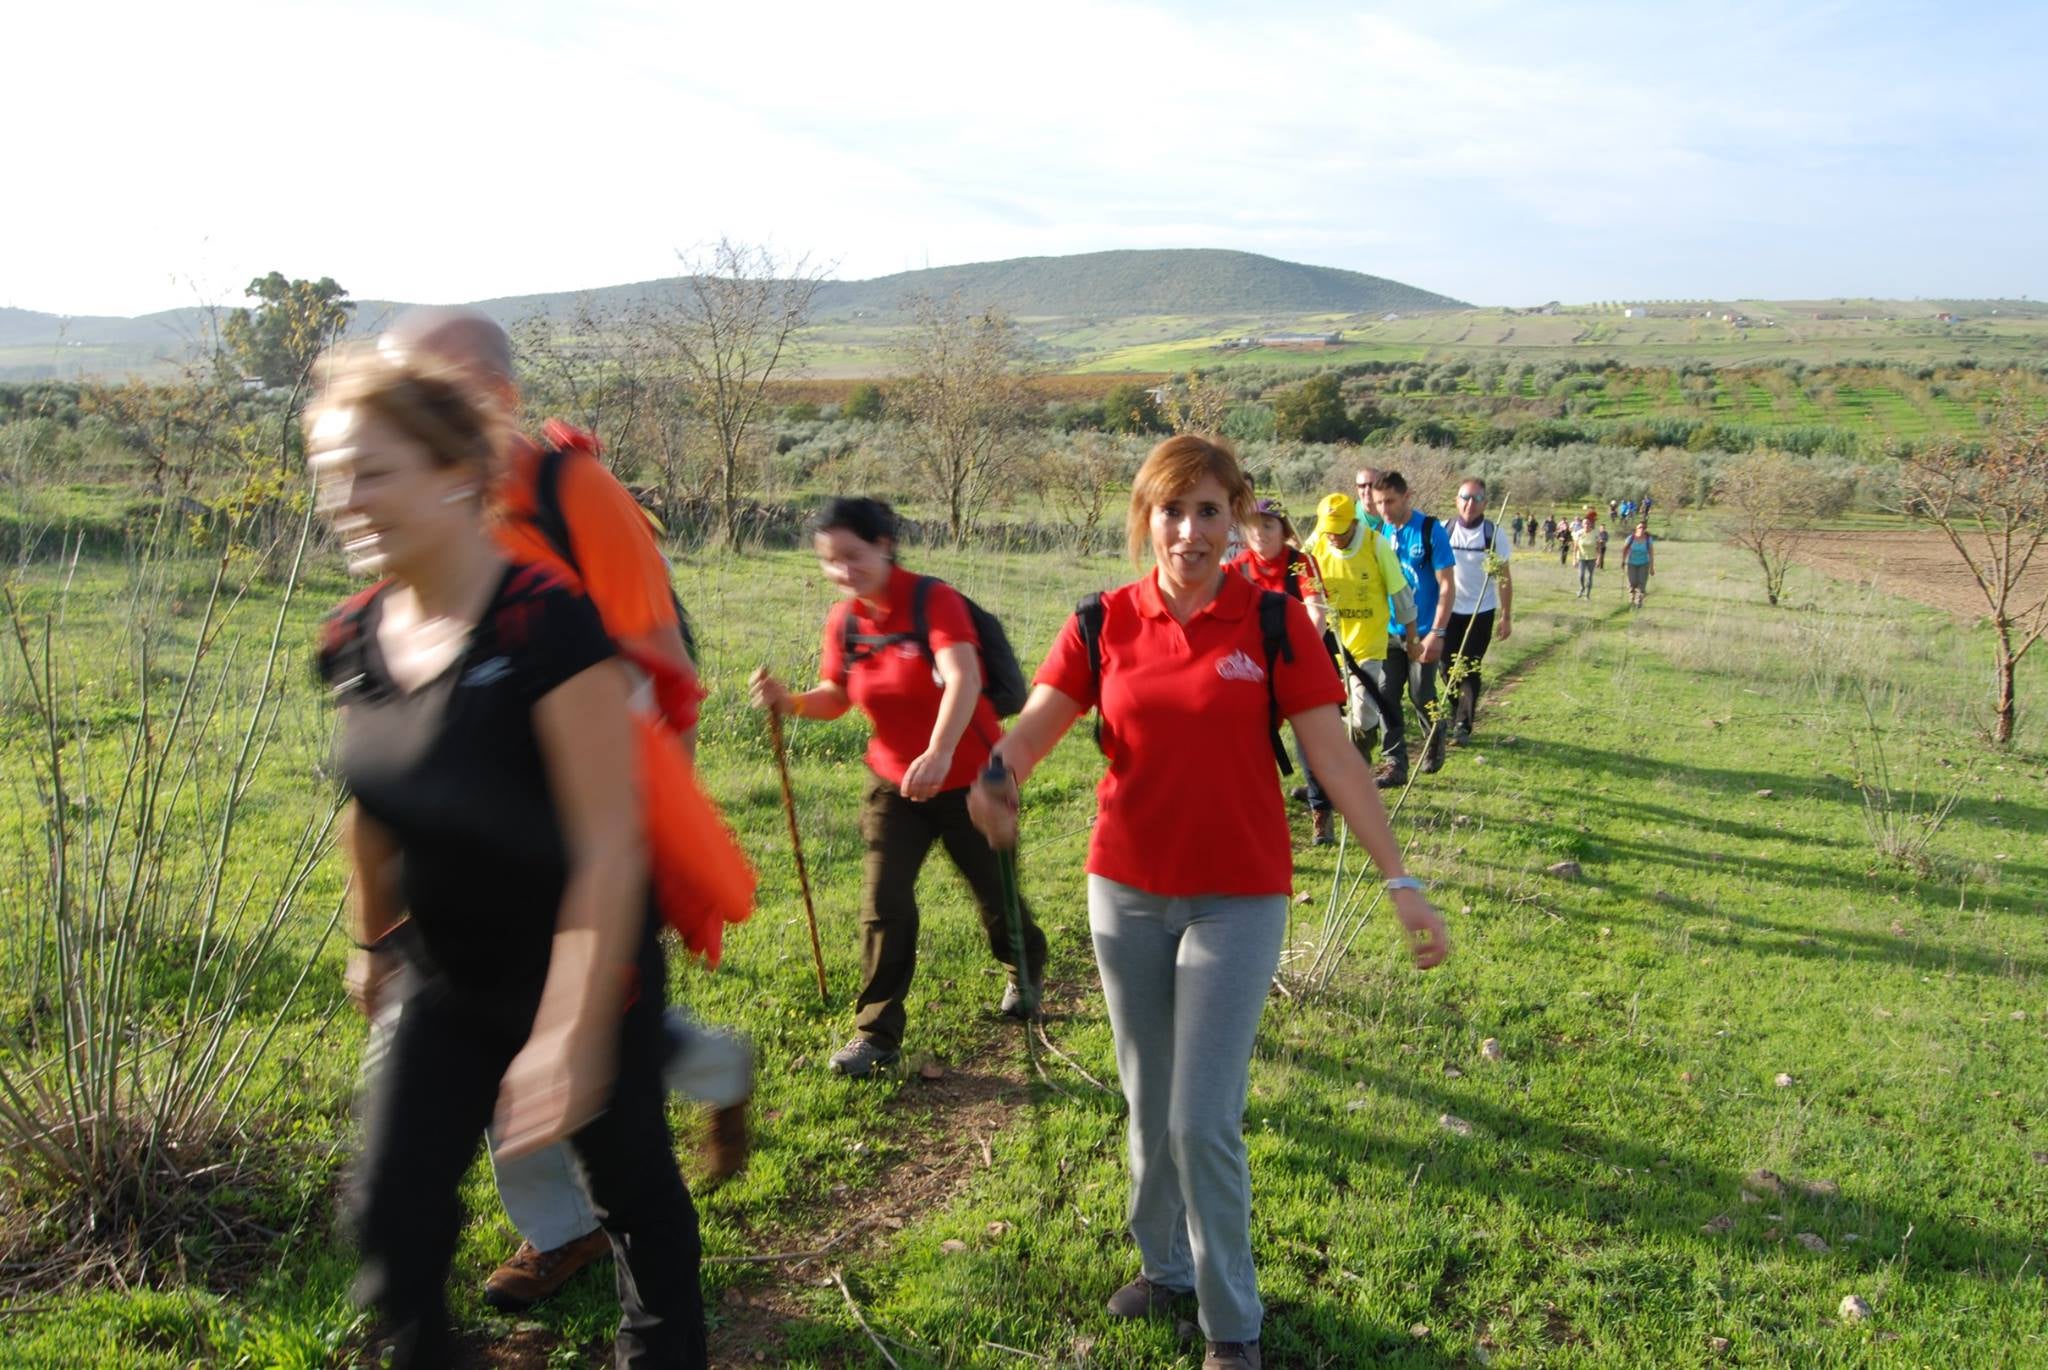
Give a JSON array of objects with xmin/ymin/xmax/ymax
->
[{"xmin": 1384, "ymin": 876, "xmax": 1427, "ymax": 893}]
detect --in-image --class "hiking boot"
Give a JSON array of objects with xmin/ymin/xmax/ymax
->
[
  {"xmin": 1204, "ymin": 1343, "xmax": 1262, "ymax": 1370},
  {"xmin": 1311, "ymin": 810, "xmax": 1334, "ymax": 846},
  {"xmin": 1451, "ymin": 723, "xmax": 1473, "ymax": 746},
  {"xmin": 1000, "ymin": 974, "xmax": 1044, "ymax": 1022},
  {"xmin": 1288, "ymin": 784, "xmax": 1310, "ymax": 805},
  {"xmin": 1104, "ymin": 1274, "xmax": 1190, "ymax": 1320},
  {"xmin": 1420, "ymin": 748, "xmax": 1445, "ymax": 775},
  {"xmin": 482, "ymin": 1230, "xmax": 613, "ymax": 1311},
  {"xmin": 828, "ymin": 1036, "xmax": 899, "ymax": 1078},
  {"xmin": 1373, "ymin": 760, "xmax": 1408, "ymax": 790},
  {"xmin": 700, "ymin": 1097, "xmax": 750, "ymax": 1190}
]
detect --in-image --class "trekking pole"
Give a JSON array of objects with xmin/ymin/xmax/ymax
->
[
  {"xmin": 767, "ymin": 706, "xmax": 829, "ymax": 1004},
  {"xmin": 981, "ymin": 755, "xmax": 1039, "ymax": 1073}
]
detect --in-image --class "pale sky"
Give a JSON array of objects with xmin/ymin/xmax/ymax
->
[{"xmin": 9, "ymin": 0, "xmax": 2043, "ymax": 317}]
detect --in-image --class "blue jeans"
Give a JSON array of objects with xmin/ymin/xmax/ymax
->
[{"xmin": 489, "ymin": 1009, "xmax": 752, "ymax": 1248}]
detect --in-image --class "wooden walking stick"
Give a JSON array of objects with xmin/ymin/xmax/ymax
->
[{"xmin": 768, "ymin": 706, "xmax": 829, "ymax": 1003}]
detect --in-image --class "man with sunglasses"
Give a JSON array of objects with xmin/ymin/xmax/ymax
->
[
  {"xmin": 1444, "ymin": 478, "xmax": 1512, "ymax": 744},
  {"xmin": 1352, "ymin": 467, "xmax": 1387, "ymax": 534}
]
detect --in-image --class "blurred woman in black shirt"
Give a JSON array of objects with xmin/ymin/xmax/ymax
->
[{"xmin": 309, "ymin": 350, "xmax": 703, "ymax": 1367}]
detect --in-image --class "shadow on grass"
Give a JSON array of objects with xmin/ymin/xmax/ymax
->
[{"xmin": 1257, "ymin": 1043, "xmax": 2046, "ymax": 1300}]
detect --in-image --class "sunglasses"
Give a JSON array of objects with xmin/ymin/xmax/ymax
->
[{"xmin": 1457, "ymin": 493, "xmax": 1484, "ymax": 502}]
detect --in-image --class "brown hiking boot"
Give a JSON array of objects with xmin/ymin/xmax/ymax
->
[
  {"xmin": 1204, "ymin": 1343, "xmax": 1262, "ymax": 1370},
  {"xmin": 701, "ymin": 1097, "xmax": 750, "ymax": 1190},
  {"xmin": 1105, "ymin": 1274, "xmax": 1191, "ymax": 1319},
  {"xmin": 1311, "ymin": 810, "xmax": 1334, "ymax": 846},
  {"xmin": 1373, "ymin": 760, "xmax": 1408, "ymax": 790},
  {"xmin": 482, "ymin": 1229, "xmax": 613, "ymax": 1310}
]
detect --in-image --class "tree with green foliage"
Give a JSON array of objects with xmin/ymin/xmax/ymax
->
[
  {"xmin": 1158, "ymin": 371, "xmax": 1232, "ymax": 436},
  {"xmin": 1272, "ymin": 373, "xmax": 1358, "ymax": 444},
  {"xmin": 220, "ymin": 273, "xmax": 353, "ymax": 390},
  {"xmin": 1099, "ymin": 382, "xmax": 1164, "ymax": 435},
  {"xmin": 843, "ymin": 383, "xmax": 886, "ymax": 421},
  {"xmin": 218, "ymin": 274, "xmax": 354, "ymax": 571}
]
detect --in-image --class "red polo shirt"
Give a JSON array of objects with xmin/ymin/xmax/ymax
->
[
  {"xmin": 822, "ymin": 564, "xmax": 999, "ymax": 793},
  {"xmin": 1225, "ymin": 547, "xmax": 1324, "ymax": 602},
  {"xmin": 1036, "ymin": 569, "xmax": 1342, "ymax": 897}
]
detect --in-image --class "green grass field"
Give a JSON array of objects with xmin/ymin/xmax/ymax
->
[{"xmin": 4, "ymin": 523, "xmax": 2045, "ymax": 1367}]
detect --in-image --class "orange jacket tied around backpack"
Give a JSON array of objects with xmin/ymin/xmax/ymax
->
[{"xmin": 497, "ymin": 422, "xmax": 754, "ymax": 966}]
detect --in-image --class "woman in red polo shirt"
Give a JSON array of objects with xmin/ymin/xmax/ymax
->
[
  {"xmin": 971, "ymin": 436, "xmax": 1448, "ymax": 1370},
  {"xmin": 1224, "ymin": 496, "xmax": 1341, "ymax": 843},
  {"xmin": 749, "ymin": 497, "xmax": 1047, "ymax": 1079}
]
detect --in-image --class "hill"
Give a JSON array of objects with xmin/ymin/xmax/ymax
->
[{"xmin": 0, "ymin": 250, "xmax": 1462, "ymax": 379}]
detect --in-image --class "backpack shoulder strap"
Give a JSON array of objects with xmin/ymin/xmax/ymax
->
[
  {"xmin": 531, "ymin": 443, "xmax": 577, "ymax": 572},
  {"xmin": 1257, "ymin": 589, "xmax": 1294, "ymax": 776},
  {"xmin": 835, "ymin": 603, "xmax": 857, "ymax": 681},
  {"xmin": 1077, "ymin": 592, "xmax": 1109, "ymax": 756},
  {"xmin": 908, "ymin": 574, "xmax": 938, "ymax": 664},
  {"xmin": 1419, "ymin": 514, "xmax": 1439, "ymax": 571}
]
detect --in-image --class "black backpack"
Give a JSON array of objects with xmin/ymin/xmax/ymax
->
[
  {"xmin": 531, "ymin": 443, "xmax": 700, "ymax": 666},
  {"xmin": 1074, "ymin": 588, "xmax": 1295, "ymax": 775},
  {"xmin": 838, "ymin": 575, "xmax": 1029, "ymax": 717}
]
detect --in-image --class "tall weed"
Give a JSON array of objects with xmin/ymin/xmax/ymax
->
[{"xmin": 0, "ymin": 509, "xmax": 344, "ymax": 1289}]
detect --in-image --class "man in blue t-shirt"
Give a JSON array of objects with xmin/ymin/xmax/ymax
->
[{"xmin": 1369, "ymin": 471, "xmax": 1457, "ymax": 784}]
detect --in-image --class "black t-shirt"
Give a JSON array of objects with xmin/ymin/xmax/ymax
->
[{"xmin": 318, "ymin": 562, "xmax": 621, "ymax": 1024}]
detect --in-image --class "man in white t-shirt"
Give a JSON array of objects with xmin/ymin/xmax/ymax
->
[{"xmin": 1444, "ymin": 477, "xmax": 1513, "ymax": 743}]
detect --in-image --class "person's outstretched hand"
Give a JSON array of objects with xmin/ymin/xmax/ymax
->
[
  {"xmin": 968, "ymin": 764, "xmax": 1020, "ymax": 851},
  {"xmin": 1392, "ymin": 888, "xmax": 1451, "ymax": 970}
]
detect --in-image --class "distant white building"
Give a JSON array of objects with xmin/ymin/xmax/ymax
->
[
  {"xmin": 1258, "ymin": 331, "xmax": 1343, "ymax": 348},
  {"xmin": 1623, "ymin": 306, "xmax": 1648, "ymax": 318}
]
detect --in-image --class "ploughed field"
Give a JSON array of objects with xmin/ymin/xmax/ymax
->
[{"xmin": 1788, "ymin": 529, "xmax": 2048, "ymax": 621}]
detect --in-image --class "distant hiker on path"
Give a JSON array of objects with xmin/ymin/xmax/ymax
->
[
  {"xmin": 310, "ymin": 350, "xmax": 706, "ymax": 1368},
  {"xmin": 1572, "ymin": 517, "xmax": 1601, "ymax": 598},
  {"xmin": 970, "ymin": 434, "xmax": 1449, "ymax": 1370},
  {"xmin": 1596, "ymin": 524, "xmax": 1610, "ymax": 570},
  {"xmin": 1558, "ymin": 517, "xmax": 1574, "ymax": 566},
  {"xmin": 1623, "ymin": 520, "xmax": 1656, "ymax": 608},
  {"xmin": 1444, "ymin": 478, "xmax": 1512, "ymax": 745},
  {"xmin": 749, "ymin": 497, "xmax": 1047, "ymax": 1080}
]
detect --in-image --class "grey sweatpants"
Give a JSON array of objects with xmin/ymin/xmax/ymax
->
[{"xmin": 1088, "ymin": 875, "xmax": 1288, "ymax": 1342}]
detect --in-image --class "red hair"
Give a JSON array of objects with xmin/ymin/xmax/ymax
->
[{"xmin": 1125, "ymin": 434, "xmax": 1255, "ymax": 566}]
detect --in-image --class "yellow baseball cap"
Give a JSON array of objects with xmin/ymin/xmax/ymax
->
[{"xmin": 1313, "ymin": 492, "xmax": 1357, "ymax": 540}]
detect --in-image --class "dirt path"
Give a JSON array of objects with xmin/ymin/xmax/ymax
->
[
  {"xmin": 1788, "ymin": 529, "xmax": 2044, "ymax": 620},
  {"xmin": 445, "ymin": 1005, "xmax": 1059, "ymax": 1368}
]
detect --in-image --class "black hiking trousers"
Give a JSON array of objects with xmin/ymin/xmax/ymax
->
[
  {"xmin": 856, "ymin": 779, "xmax": 1049, "ymax": 1052},
  {"xmin": 354, "ymin": 932, "xmax": 706, "ymax": 1368},
  {"xmin": 1381, "ymin": 635, "xmax": 1444, "ymax": 772},
  {"xmin": 1443, "ymin": 608, "xmax": 1496, "ymax": 735}
]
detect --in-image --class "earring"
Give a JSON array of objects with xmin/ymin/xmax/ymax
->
[{"xmin": 440, "ymin": 487, "xmax": 476, "ymax": 505}]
